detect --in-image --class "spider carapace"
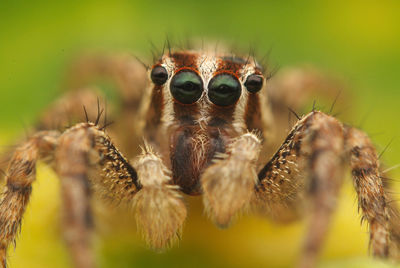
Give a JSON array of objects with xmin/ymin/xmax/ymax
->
[{"xmin": 0, "ymin": 46, "xmax": 399, "ymax": 268}]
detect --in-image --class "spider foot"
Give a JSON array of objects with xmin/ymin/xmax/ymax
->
[
  {"xmin": 134, "ymin": 185, "xmax": 187, "ymax": 250},
  {"xmin": 133, "ymin": 145, "xmax": 187, "ymax": 250}
]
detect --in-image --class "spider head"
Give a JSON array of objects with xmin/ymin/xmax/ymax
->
[
  {"xmin": 150, "ymin": 50, "xmax": 265, "ymax": 117},
  {"xmin": 147, "ymin": 50, "xmax": 266, "ymax": 194}
]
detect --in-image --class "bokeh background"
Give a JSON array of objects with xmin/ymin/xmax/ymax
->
[{"xmin": 1, "ymin": 0, "xmax": 400, "ymax": 267}]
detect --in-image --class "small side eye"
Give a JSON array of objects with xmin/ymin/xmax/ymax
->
[
  {"xmin": 151, "ymin": 66, "xmax": 168, "ymax": 85},
  {"xmin": 170, "ymin": 70, "xmax": 203, "ymax": 104},
  {"xmin": 208, "ymin": 74, "xmax": 241, "ymax": 106},
  {"xmin": 244, "ymin": 74, "xmax": 263, "ymax": 93}
]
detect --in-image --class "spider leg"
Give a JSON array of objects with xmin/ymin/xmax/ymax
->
[
  {"xmin": 37, "ymin": 87, "xmax": 109, "ymax": 130},
  {"xmin": 268, "ymin": 66, "xmax": 347, "ymax": 113},
  {"xmin": 267, "ymin": 66, "xmax": 349, "ymax": 150},
  {"xmin": 0, "ymin": 122, "xmax": 185, "ymax": 267},
  {"xmin": 51, "ymin": 53, "xmax": 152, "ymax": 149},
  {"xmin": 0, "ymin": 82, "xmax": 143, "ymax": 181},
  {"xmin": 0, "ymin": 88, "xmax": 108, "ymax": 179},
  {"xmin": 65, "ymin": 53, "xmax": 149, "ymax": 109},
  {"xmin": 254, "ymin": 111, "xmax": 398, "ymax": 267},
  {"xmin": 0, "ymin": 123, "xmax": 141, "ymax": 268},
  {"xmin": 36, "ymin": 87, "xmax": 142, "ymax": 157},
  {"xmin": 345, "ymin": 126, "xmax": 390, "ymax": 257},
  {"xmin": 254, "ymin": 111, "xmax": 347, "ymax": 268},
  {"xmin": 55, "ymin": 122, "xmax": 142, "ymax": 268},
  {"xmin": 0, "ymin": 130, "xmax": 60, "ymax": 268},
  {"xmin": 1, "ymin": 53, "xmax": 149, "ymax": 178},
  {"xmin": 201, "ymin": 133, "xmax": 262, "ymax": 227},
  {"xmin": 385, "ymin": 191, "xmax": 400, "ymax": 259},
  {"xmin": 63, "ymin": 53, "xmax": 150, "ymax": 153}
]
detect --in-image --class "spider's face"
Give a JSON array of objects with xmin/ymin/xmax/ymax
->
[
  {"xmin": 148, "ymin": 50, "xmax": 265, "ymax": 194},
  {"xmin": 150, "ymin": 51, "xmax": 265, "ymax": 128}
]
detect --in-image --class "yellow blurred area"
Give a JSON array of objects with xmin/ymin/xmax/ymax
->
[
  {"xmin": 321, "ymin": 1, "xmax": 399, "ymax": 50},
  {"xmin": 1, "ymin": 0, "xmax": 400, "ymax": 267}
]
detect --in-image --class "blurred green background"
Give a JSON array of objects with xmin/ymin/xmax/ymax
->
[{"xmin": 1, "ymin": 0, "xmax": 400, "ymax": 267}]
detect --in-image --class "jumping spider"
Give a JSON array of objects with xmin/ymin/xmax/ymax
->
[{"xmin": 0, "ymin": 44, "xmax": 399, "ymax": 268}]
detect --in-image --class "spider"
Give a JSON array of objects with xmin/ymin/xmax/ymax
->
[{"xmin": 0, "ymin": 44, "xmax": 399, "ymax": 268}]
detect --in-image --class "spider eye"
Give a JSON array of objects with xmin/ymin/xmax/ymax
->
[
  {"xmin": 208, "ymin": 74, "xmax": 241, "ymax": 106},
  {"xmin": 151, "ymin": 66, "xmax": 168, "ymax": 85},
  {"xmin": 170, "ymin": 70, "xmax": 203, "ymax": 104},
  {"xmin": 244, "ymin": 74, "xmax": 263, "ymax": 93}
]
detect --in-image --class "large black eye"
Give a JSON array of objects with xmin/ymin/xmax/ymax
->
[
  {"xmin": 170, "ymin": 70, "xmax": 203, "ymax": 104},
  {"xmin": 244, "ymin": 74, "xmax": 263, "ymax": 93},
  {"xmin": 208, "ymin": 74, "xmax": 241, "ymax": 106},
  {"xmin": 151, "ymin": 66, "xmax": 168, "ymax": 85}
]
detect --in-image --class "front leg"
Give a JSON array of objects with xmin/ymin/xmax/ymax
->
[
  {"xmin": 57, "ymin": 123, "xmax": 187, "ymax": 267},
  {"xmin": 254, "ymin": 111, "xmax": 395, "ymax": 267},
  {"xmin": 201, "ymin": 133, "xmax": 261, "ymax": 227},
  {"xmin": 255, "ymin": 111, "xmax": 346, "ymax": 268},
  {"xmin": 55, "ymin": 123, "xmax": 141, "ymax": 268}
]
